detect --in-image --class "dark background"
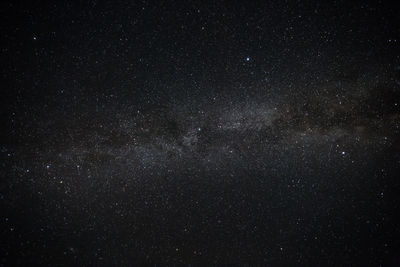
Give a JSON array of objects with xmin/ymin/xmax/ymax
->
[{"xmin": 1, "ymin": 0, "xmax": 400, "ymax": 265}]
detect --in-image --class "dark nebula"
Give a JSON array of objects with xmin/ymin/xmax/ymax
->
[{"xmin": 1, "ymin": 0, "xmax": 400, "ymax": 265}]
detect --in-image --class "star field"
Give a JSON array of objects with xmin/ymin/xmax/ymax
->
[{"xmin": 1, "ymin": 0, "xmax": 400, "ymax": 265}]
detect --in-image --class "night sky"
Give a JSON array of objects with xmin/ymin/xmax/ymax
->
[{"xmin": 1, "ymin": 0, "xmax": 400, "ymax": 265}]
